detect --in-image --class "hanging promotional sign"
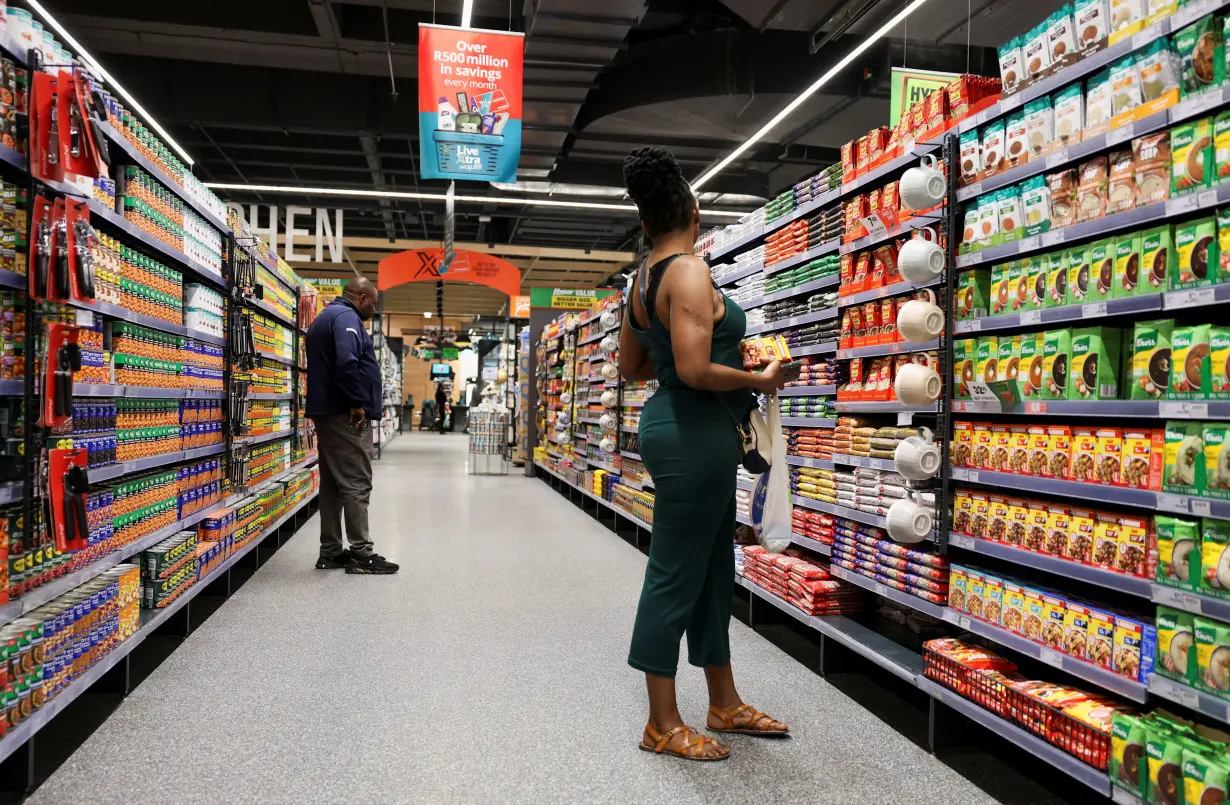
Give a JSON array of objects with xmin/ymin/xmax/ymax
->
[
  {"xmin": 378, "ymin": 248, "xmax": 521, "ymax": 299},
  {"xmin": 418, "ymin": 23, "xmax": 524, "ymax": 183},
  {"xmin": 889, "ymin": 67, "xmax": 960, "ymax": 127},
  {"xmin": 511, "ymin": 295, "xmax": 531, "ymax": 318},
  {"xmin": 529, "ymin": 287, "xmax": 617, "ymax": 309},
  {"xmin": 306, "ymin": 277, "xmax": 347, "ymax": 314}
]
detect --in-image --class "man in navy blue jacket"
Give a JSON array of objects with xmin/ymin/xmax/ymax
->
[{"xmin": 306, "ymin": 277, "xmax": 399, "ymax": 574}]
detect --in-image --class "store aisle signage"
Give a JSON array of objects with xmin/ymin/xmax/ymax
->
[
  {"xmin": 227, "ymin": 204, "xmax": 345, "ymax": 263},
  {"xmin": 305, "ymin": 277, "xmax": 346, "ymax": 314},
  {"xmin": 529, "ymin": 287, "xmax": 617, "ymax": 309},
  {"xmin": 418, "ymin": 23, "xmax": 524, "ymax": 183},
  {"xmin": 377, "ymin": 248, "xmax": 521, "ymax": 298},
  {"xmin": 888, "ymin": 67, "xmax": 960, "ymax": 127},
  {"xmin": 511, "ymin": 295, "xmax": 531, "ymax": 318}
]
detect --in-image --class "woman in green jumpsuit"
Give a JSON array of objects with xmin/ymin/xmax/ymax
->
[{"xmin": 618, "ymin": 147, "xmax": 789, "ymax": 762}]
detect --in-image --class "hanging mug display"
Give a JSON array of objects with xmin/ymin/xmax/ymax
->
[
  {"xmin": 600, "ymin": 335, "xmax": 618, "ymax": 353},
  {"xmin": 894, "ymin": 427, "xmax": 941, "ymax": 480},
  {"xmin": 600, "ymin": 362, "xmax": 619, "ymax": 381},
  {"xmin": 894, "ymin": 362, "xmax": 942, "ymax": 406},
  {"xmin": 559, "ymin": 391, "xmax": 572, "ymax": 405},
  {"xmin": 886, "ymin": 493, "xmax": 934, "ymax": 543},
  {"xmin": 896, "ymin": 289, "xmax": 945, "ymax": 343},
  {"xmin": 599, "ymin": 412, "xmax": 617, "ymax": 430},
  {"xmin": 600, "ymin": 389, "xmax": 618, "ymax": 407},
  {"xmin": 556, "ymin": 410, "xmax": 571, "ymax": 427},
  {"xmin": 900, "ymin": 153, "xmax": 946, "ymax": 211},
  {"xmin": 898, "ymin": 227, "xmax": 945, "ymax": 282},
  {"xmin": 600, "ymin": 310, "xmax": 619, "ymax": 330},
  {"xmin": 599, "ymin": 436, "xmax": 616, "ymax": 453}
]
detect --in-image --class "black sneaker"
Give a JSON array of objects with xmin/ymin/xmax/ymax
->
[
  {"xmin": 346, "ymin": 552, "xmax": 399, "ymax": 575},
  {"xmin": 315, "ymin": 550, "xmax": 352, "ymax": 569}
]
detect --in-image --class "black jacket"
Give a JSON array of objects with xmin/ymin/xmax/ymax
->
[{"xmin": 305, "ymin": 298, "xmax": 382, "ymax": 421}]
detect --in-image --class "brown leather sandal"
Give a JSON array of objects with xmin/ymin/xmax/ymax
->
[
  {"xmin": 639, "ymin": 724, "xmax": 730, "ymax": 761},
  {"xmin": 707, "ymin": 704, "xmax": 790, "ymax": 736}
]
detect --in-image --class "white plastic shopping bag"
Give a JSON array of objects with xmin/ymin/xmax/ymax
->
[{"xmin": 750, "ymin": 392, "xmax": 790, "ymax": 553}]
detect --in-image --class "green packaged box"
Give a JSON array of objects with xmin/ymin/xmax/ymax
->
[
  {"xmin": 1041, "ymin": 329, "xmax": 1071, "ymax": 400},
  {"xmin": 1212, "ymin": 325, "xmax": 1230, "ymax": 399},
  {"xmin": 1165, "ymin": 420, "xmax": 1206, "ymax": 496},
  {"xmin": 1111, "ymin": 712, "xmax": 1148, "ymax": 795},
  {"xmin": 1045, "ymin": 250, "xmax": 1069, "ymax": 308},
  {"xmin": 1203, "ymin": 519, "xmax": 1230, "ymax": 599},
  {"xmin": 1089, "ymin": 237, "xmax": 1117, "ymax": 303},
  {"xmin": 1171, "ymin": 323, "xmax": 1211, "ymax": 397},
  {"xmin": 1181, "ymin": 747, "xmax": 1230, "ymax": 805},
  {"xmin": 1194, "ymin": 616, "xmax": 1230, "ymax": 697},
  {"xmin": 1115, "ymin": 232, "xmax": 1144, "ymax": 298},
  {"xmin": 1205, "ymin": 423, "xmax": 1230, "ymax": 501},
  {"xmin": 1020, "ymin": 332, "xmax": 1045, "ymax": 399},
  {"xmin": 1155, "ymin": 606, "xmax": 1196, "ymax": 682},
  {"xmin": 977, "ymin": 336, "xmax": 1000, "ymax": 384},
  {"xmin": 1066, "ymin": 242, "xmax": 1092, "ymax": 305},
  {"xmin": 1171, "ymin": 117, "xmax": 1214, "ymax": 196},
  {"xmin": 1175, "ymin": 12, "xmax": 1226, "ymax": 97},
  {"xmin": 954, "ymin": 338, "xmax": 977, "ymax": 399},
  {"xmin": 991, "ymin": 262, "xmax": 1012, "ymax": 315},
  {"xmin": 956, "ymin": 270, "xmax": 990, "ymax": 320},
  {"xmin": 1070, "ymin": 326, "xmax": 1122, "ymax": 400},
  {"xmin": 1140, "ymin": 225, "xmax": 1174, "ymax": 294},
  {"xmin": 1174, "ymin": 216, "xmax": 1219, "ymax": 290},
  {"xmin": 1218, "ymin": 207, "xmax": 1230, "ymax": 285},
  {"xmin": 1130, "ymin": 319, "xmax": 1174, "ymax": 400},
  {"xmin": 998, "ymin": 335, "xmax": 1022, "ymax": 391},
  {"xmin": 1020, "ymin": 256, "xmax": 1043, "ymax": 311},
  {"xmin": 1008, "ymin": 260, "xmax": 1029, "ymax": 312},
  {"xmin": 1157, "ymin": 517, "xmax": 1201, "ymax": 591}
]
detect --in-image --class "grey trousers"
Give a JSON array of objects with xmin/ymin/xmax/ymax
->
[{"xmin": 314, "ymin": 414, "xmax": 375, "ymax": 557}]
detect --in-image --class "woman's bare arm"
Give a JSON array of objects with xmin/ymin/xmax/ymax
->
[{"xmin": 665, "ymin": 256, "xmax": 783, "ymax": 392}]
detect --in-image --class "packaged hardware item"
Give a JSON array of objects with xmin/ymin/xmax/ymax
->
[
  {"xmin": 1174, "ymin": 217, "xmax": 1218, "ymax": 290},
  {"xmin": 1171, "ymin": 117, "xmax": 1214, "ymax": 196},
  {"xmin": 1130, "ymin": 319, "xmax": 1174, "ymax": 400},
  {"xmin": 1171, "ymin": 323, "xmax": 1211, "ymax": 396}
]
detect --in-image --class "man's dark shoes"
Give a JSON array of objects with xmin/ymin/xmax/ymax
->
[
  {"xmin": 346, "ymin": 552, "xmax": 399, "ymax": 575},
  {"xmin": 315, "ymin": 550, "xmax": 352, "ymax": 569}
]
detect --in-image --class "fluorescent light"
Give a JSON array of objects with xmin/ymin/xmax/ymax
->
[
  {"xmin": 25, "ymin": 0, "xmax": 194, "ymax": 166},
  {"xmin": 424, "ymin": 312, "xmax": 433, "ymax": 318},
  {"xmin": 461, "ymin": 0, "xmax": 474, "ymax": 28},
  {"xmin": 202, "ymin": 182, "xmax": 747, "ymax": 219},
  {"xmin": 690, "ymin": 0, "xmax": 933, "ymax": 191}
]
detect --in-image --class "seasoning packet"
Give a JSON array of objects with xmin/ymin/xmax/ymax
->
[
  {"xmin": 1075, "ymin": 0, "xmax": 1110, "ymax": 49},
  {"xmin": 1022, "ymin": 175, "xmax": 1053, "ymax": 229},
  {"xmin": 1077, "ymin": 156, "xmax": 1109, "ymax": 223},
  {"xmin": 1108, "ymin": 148, "xmax": 1136, "ymax": 214},
  {"xmin": 1136, "ymin": 38, "xmax": 1180, "ymax": 103},
  {"xmin": 1005, "ymin": 111, "xmax": 1029, "ymax": 168},
  {"xmin": 1110, "ymin": 55, "xmax": 1141, "ymax": 118},
  {"xmin": 1134, "ymin": 131, "xmax": 1171, "ymax": 207},
  {"xmin": 1086, "ymin": 69, "xmax": 1114, "ymax": 135},
  {"xmin": 1174, "ymin": 13, "xmax": 1226, "ymax": 97},
  {"xmin": 1054, "ymin": 83, "xmax": 1085, "ymax": 147},
  {"xmin": 999, "ymin": 36, "xmax": 1025, "ymax": 94},
  {"xmin": 1171, "ymin": 117, "xmax": 1213, "ymax": 196},
  {"xmin": 982, "ymin": 121, "xmax": 1006, "ymax": 177},
  {"xmin": 1048, "ymin": 169, "xmax": 1079, "ymax": 228},
  {"xmin": 1025, "ymin": 97, "xmax": 1055, "ymax": 159},
  {"xmin": 959, "ymin": 129, "xmax": 981, "ymax": 185}
]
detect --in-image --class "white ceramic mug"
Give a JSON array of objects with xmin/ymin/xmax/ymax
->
[
  {"xmin": 900, "ymin": 154, "xmax": 946, "ymax": 211},
  {"xmin": 886, "ymin": 494, "xmax": 934, "ymax": 543},
  {"xmin": 896, "ymin": 288, "xmax": 945, "ymax": 343},
  {"xmin": 556, "ymin": 411, "xmax": 571, "ymax": 427},
  {"xmin": 601, "ymin": 362, "xmax": 619, "ymax": 381},
  {"xmin": 894, "ymin": 362, "xmax": 942, "ymax": 406},
  {"xmin": 600, "ymin": 310, "xmax": 619, "ymax": 330},
  {"xmin": 600, "ymin": 389, "xmax": 618, "ymax": 408},
  {"xmin": 560, "ymin": 391, "xmax": 572, "ymax": 405},
  {"xmin": 898, "ymin": 227, "xmax": 945, "ymax": 282},
  {"xmin": 600, "ymin": 335, "xmax": 618, "ymax": 353},
  {"xmin": 599, "ymin": 413, "xmax": 617, "ymax": 431},
  {"xmin": 894, "ymin": 427, "xmax": 941, "ymax": 480},
  {"xmin": 558, "ymin": 431, "xmax": 572, "ymax": 445},
  {"xmin": 600, "ymin": 436, "xmax": 616, "ymax": 453}
]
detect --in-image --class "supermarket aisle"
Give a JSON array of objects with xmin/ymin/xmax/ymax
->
[{"xmin": 34, "ymin": 435, "xmax": 1004, "ymax": 805}]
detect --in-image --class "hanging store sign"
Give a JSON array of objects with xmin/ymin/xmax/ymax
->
[
  {"xmin": 511, "ymin": 295, "xmax": 531, "ymax": 318},
  {"xmin": 306, "ymin": 277, "xmax": 346, "ymax": 314},
  {"xmin": 888, "ymin": 67, "xmax": 960, "ymax": 127},
  {"xmin": 418, "ymin": 23, "xmax": 524, "ymax": 183},
  {"xmin": 227, "ymin": 204, "xmax": 345, "ymax": 263},
  {"xmin": 377, "ymin": 248, "xmax": 521, "ymax": 298},
  {"xmin": 529, "ymin": 287, "xmax": 617, "ymax": 309}
]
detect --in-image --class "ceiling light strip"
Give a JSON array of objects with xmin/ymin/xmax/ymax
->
[
  {"xmin": 202, "ymin": 182, "xmax": 747, "ymax": 218},
  {"xmin": 25, "ymin": 0, "xmax": 195, "ymax": 166},
  {"xmin": 461, "ymin": 0, "xmax": 474, "ymax": 28},
  {"xmin": 690, "ymin": 0, "xmax": 934, "ymax": 191}
]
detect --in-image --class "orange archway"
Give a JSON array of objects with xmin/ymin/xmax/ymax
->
[{"xmin": 377, "ymin": 248, "xmax": 520, "ymax": 298}]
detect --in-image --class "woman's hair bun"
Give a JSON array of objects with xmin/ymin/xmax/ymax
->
[{"xmin": 622, "ymin": 146, "xmax": 693, "ymax": 240}]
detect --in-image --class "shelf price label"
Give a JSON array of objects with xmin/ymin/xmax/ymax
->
[
  {"xmin": 1082, "ymin": 302, "xmax": 1108, "ymax": 318},
  {"xmin": 1108, "ymin": 122, "xmax": 1136, "ymax": 146},
  {"xmin": 1160, "ymin": 401, "xmax": 1209, "ymax": 418},
  {"xmin": 951, "ymin": 468, "xmax": 978, "ymax": 482},
  {"xmin": 1153, "ymin": 585, "xmax": 1204, "ymax": 614},
  {"xmin": 1020, "ymin": 310, "xmax": 1042, "ymax": 325},
  {"xmin": 1157, "ymin": 494, "xmax": 1190, "ymax": 514},
  {"xmin": 1167, "ymin": 195, "xmax": 1198, "ymax": 216},
  {"xmin": 1166, "ymin": 287, "xmax": 1217, "ymax": 308},
  {"xmin": 1039, "ymin": 647, "xmax": 1065, "ymax": 669},
  {"xmin": 948, "ymin": 533, "xmax": 975, "ymax": 550},
  {"xmin": 1039, "ymin": 230, "xmax": 1065, "ymax": 248}
]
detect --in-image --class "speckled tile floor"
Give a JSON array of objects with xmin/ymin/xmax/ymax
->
[{"xmin": 30, "ymin": 434, "xmax": 1010, "ymax": 805}]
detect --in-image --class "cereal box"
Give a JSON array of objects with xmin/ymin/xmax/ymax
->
[
  {"xmin": 1121, "ymin": 428, "xmax": 1164, "ymax": 490},
  {"xmin": 1002, "ymin": 581, "xmax": 1028, "ymax": 636},
  {"xmin": 1023, "ymin": 586, "xmax": 1047, "ymax": 643},
  {"xmin": 983, "ymin": 574, "xmax": 1005, "ymax": 625},
  {"xmin": 990, "ymin": 424, "xmax": 1012, "ymax": 473},
  {"xmin": 948, "ymin": 566, "xmax": 969, "ymax": 612},
  {"xmin": 1094, "ymin": 427, "xmax": 1124, "ymax": 485},
  {"xmin": 1042, "ymin": 592, "xmax": 1067, "ymax": 649},
  {"xmin": 1007, "ymin": 497, "xmax": 1030, "ymax": 547},
  {"xmin": 1068, "ymin": 507, "xmax": 1096, "ymax": 564},
  {"xmin": 970, "ymin": 491, "xmax": 991, "ymax": 539},
  {"xmin": 1009, "ymin": 425, "xmax": 1031, "ymax": 474},
  {"xmin": 1046, "ymin": 424, "xmax": 1072, "ymax": 479},
  {"xmin": 953, "ymin": 421, "xmax": 974, "ymax": 468},
  {"xmin": 1064, "ymin": 600, "xmax": 1092, "ymax": 658},
  {"xmin": 1115, "ymin": 515, "xmax": 1149, "ymax": 577},
  {"xmin": 1087, "ymin": 606, "xmax": 1116, "ymax": 670},
  {"xmin": 1028, "ymin": 425, "xmax": 1050, "ymax": 477},
  {"xmin": 1072, "ymin": 427, "xmax": 1099, "ymax": 482},
  {"xmin": 1113, "ymin": 614, "xmax": 1156, "ymax": 682},
  {"xmin": 989, "ymin": 494, "xmax": 1012, "ymax": 543},
  {"xmin": 953, "ymin": 490, "xmax": 975, "ymax": 535},
  {"xmin": 1026, "ymin": 499, "xmax": 1050, "ymax": 552},
  {"xmin": 1045, "ymin": 503, "xmax": 1072, "ymax": 557},
  {"xmin": 966, "ymin": 569, "xmax": 987, "ymax": 620},
  {"xmin": 1094, "ymin": 513, "xmax": 1121, "ymax": 570}
]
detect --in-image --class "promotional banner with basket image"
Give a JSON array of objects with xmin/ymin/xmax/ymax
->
[{"xmin": 418, "ymin": 23, "xmax": 524, "ymax": 183}]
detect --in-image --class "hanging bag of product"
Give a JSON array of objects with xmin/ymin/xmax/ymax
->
[{"xmin": 750, "ymin": 392, "xmax": 791, "ymax": 553}]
